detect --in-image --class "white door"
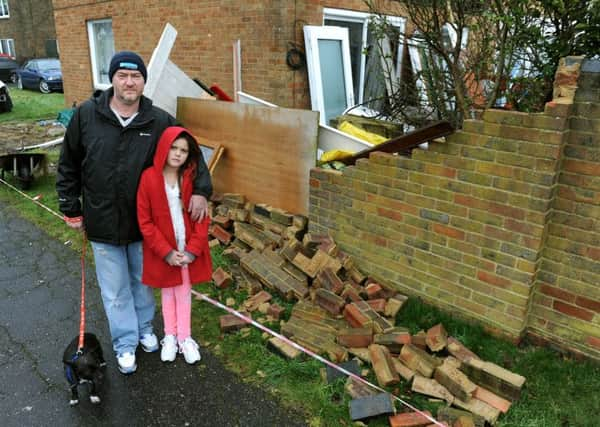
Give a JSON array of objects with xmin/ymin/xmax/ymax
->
[{"xmin": 304, "ymin": 25, "xmax": 355, "ymax": 126}]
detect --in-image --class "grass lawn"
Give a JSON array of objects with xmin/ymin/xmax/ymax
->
[
  {"xmin": 1, "ymin": 149, "xmax": 599, "ymax": 427},
  {"xmin": 0, "ymin": 84, "xmax": 66, "ymax": 123}
]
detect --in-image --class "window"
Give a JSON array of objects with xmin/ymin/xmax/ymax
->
[
  {"xmin": 0, "ymin": 0, "xmax": 9, "ymax": 18},
  {"xmin": 87, "ymin": 19, "xmax": 115, "ymax": 89},
  {"xmin": 323, "ymin": 8, "xmax": 406, "ymax": 107},
  {"xmin": 0, "ymin": 38, "xmax": 15, "ymax": 57},
  {"xmin": 46, "ymin": 39, "xmax": 59, "ymax": 58}
]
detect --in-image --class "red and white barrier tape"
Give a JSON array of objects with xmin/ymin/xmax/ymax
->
[
  {"xmin": 0, "ymin": 177, "xmax": 63, "ymax": 220},
  {"xmin": 0, "ymin": 178, "xmax": 442, "ymax": 425},
  {"xmin": 191, "ymin": 289, "xmax": 444, "ymax": 426}
]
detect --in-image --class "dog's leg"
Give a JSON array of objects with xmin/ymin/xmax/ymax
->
[
  {"xmin": 88, "ymin": 381, "xmax": 101, "ymax": 404},
  {"xmin": 69, "ymin": 384, "xmax": 79, "ymax": 406}
]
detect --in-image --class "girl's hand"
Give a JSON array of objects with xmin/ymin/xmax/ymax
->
[{"xmin": 166, "ymin": 251, "xmax": 185, "ymax": 266}]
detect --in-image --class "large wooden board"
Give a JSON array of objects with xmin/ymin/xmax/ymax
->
[{"xmin": 178, "ymin": 98, "xmax": 319, "ymax": 214}]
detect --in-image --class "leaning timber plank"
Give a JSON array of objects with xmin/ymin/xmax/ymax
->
[
  {"xmin": 179, "ymin": 99, "xmax": 318, "ymax": 214},
  {"xmin": 339, "ymin": 121, "xmax": 454, "ymax": 165}
]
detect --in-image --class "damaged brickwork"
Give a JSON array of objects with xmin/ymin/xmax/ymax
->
[{"xmin": 309, "ymin": 57, "xmax": 600, "ymax": 360}]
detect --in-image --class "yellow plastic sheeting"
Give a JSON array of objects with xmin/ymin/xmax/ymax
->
[
  {"xmin": 320, "ymin": 149, "xmax": 354, "ymax": 163},
  {"xmin": 338, "ymin": 121, "xmax": 388, "ymax": 145}
]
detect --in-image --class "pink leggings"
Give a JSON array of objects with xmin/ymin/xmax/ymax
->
[{"xmin": 161, "ymin": 266, "xmax": 192, "ymax": 342}]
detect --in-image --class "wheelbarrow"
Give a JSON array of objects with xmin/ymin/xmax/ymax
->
[{"xmin": 0, "ymin": 152, "xmax": 47, "ymax": 190}]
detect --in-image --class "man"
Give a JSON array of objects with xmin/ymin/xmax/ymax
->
[{"xmin": 56, "ymin": 51, "xmax": 212, "ymax": 374}]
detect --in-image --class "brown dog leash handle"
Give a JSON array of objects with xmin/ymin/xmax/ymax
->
[{"xmin": 77, "ymin": 233, "xmax": 87, "ymax": 353}]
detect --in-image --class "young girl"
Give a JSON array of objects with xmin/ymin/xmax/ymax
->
[{"xmin": 137, "ymin": 126, "xmax": 212, "ymax": 364}]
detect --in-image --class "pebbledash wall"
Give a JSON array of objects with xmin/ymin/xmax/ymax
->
[
  {"xmin": 52, "ymin": 0, "xmax": 373, "ymax": 108},
  {"xmin": 309, "ymin": 57, "xmax": 600, "ymax": 360}
]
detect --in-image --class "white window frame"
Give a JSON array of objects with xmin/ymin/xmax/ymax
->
[
  {"xmin": 303, "ymin": 25, "xmax": 355, "ymax": 126},
  {"xmin": 408, "ymin": 23, "xmax": 468, "ymax": 111},
  {"xmin": 87, "ymin": 18, "xmax": 114, "ymax": 90},
  {"xmin": 323, "ymin": 8, "xmax": 406, "ymax": 103},
  {"xmin": 0, "ymin": 38, "xmax": 15, "ymax": 57},
  {"xmin": 0, "ymin": 0, "xmax": 9, "ymax": 19}
]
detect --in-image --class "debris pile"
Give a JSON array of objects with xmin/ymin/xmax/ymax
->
[{"xmin": 207, "ymin": 193, "xmax": 525, "ymax": 426}]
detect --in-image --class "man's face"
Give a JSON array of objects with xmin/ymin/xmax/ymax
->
[{"xmin": 112, "ymin": 70, "xmax": 144, "ymax": 106}]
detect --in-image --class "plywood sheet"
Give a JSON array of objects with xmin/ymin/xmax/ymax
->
[{"xmin": 177, "ymin": 99, "xmax": 319, "ymax": 215}]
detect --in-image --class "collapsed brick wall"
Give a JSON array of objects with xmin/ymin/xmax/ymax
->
[
  {"xmin": 309, "ymin": 58, "xmax": 600, "ymax": 360},
  {"xmin": 529, "ymin": 60, "xmax": 600, "ymax": 359}
]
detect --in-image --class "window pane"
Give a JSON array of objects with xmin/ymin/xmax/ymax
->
[
  {"xmin": 318, "ymin": 39, "xmax": 347, "ymax": 125},
  {"xmin": 324, "ymin": 19, "xmax": 363, "ymax": 102},
  {"xmin": 363, "ymin": 28, "xmax": 387, "ymax": 111},
  {"xmin": 90, "ymin": 20, "xmax": 115, "ymax": 85}
]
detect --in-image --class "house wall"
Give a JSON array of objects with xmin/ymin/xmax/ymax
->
[
  {"xmin": 0, "ymin": 0, "xmax": 57, "ymax": 62},
  {"xmin": 52, "ymin": 0, "xmax": 377, "ymax": 107},
  {"xmin": 309, "ymin": 57, "xmax": 600, "ymax": 360}
]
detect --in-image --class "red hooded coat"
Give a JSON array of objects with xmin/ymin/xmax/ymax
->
[{"xmin": 137, "ymin": 126, "xmax": 212, "ymax": 287}]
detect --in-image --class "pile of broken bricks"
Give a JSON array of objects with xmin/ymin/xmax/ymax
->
[{"xmin": 205, "ymin": 193, "xmax": 526, "ymax": 426}]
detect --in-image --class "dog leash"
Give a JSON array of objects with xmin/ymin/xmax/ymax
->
[
  {"xmin": 77, "ymin": 232, "xmax": 87, "ymax": 353},
  {"xmin": 0, "ymin": 177, "xmax": 89, "ymax": 353}
]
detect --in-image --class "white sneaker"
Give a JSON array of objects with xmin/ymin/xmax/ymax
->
[
  {"xmin": 117, "ymin": 352, "xmax": 137, "ymax": 374},
  {"xmin": 179, "ymin": 337, "xmax": 201, "ymax": 364},
  {"xmin": 160, "ymin": 335, "xmax": 178, "ymax": 362},
  {"xmin": 140, "ymin": 333, "xmax": 159, "ymax": 352}
]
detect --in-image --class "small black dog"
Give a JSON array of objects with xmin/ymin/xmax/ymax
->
[{"xmin": 62, "ymin": 332, "xmax": 106, "ymax": 406}]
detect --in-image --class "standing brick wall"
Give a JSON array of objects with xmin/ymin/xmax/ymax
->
[
  {"xmin": 53, "ymin": 0, "xmax": 370, "ymax": 109},
  {"xmin": 310, "ymin": 58, "xmax": 600, "ymax": 359},
  {"xmin": 529, "ymin": 60, "xmax": 600, "ymax": 359}
]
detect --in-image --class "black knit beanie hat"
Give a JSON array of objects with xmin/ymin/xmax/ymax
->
[{"xmin": 108, "ymin": 51, "xmax": 147, "ymax": 82}]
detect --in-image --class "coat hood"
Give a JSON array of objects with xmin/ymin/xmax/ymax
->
[{"xmin": 153, "ymin": 126, "xmax": 198, "ymax": 172}]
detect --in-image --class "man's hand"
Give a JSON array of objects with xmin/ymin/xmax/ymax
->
[
  {"xmin": 188, "ymin": 195, "xmax": 208, "ymax": 222},
  {"xmin": 64, "ymin": 215, "xmax": 84, "ymax": 231}
]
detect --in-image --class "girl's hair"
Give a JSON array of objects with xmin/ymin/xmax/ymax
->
[{"xmin": 175, "ymin": 132, "xmax": 201, "ymax": 181}]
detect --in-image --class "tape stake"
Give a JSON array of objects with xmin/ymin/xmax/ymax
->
[{"xmin": 191, "ymin": 289, "xmax": 444, "ymax": 426}]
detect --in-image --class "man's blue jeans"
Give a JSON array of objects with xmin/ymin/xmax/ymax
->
[{"xmin": 91, "ymin": 241, "xmax": 155, "ymax": 355}]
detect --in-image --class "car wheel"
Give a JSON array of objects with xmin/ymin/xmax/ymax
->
[
  {"xmin": 17, "ymin": 76, "xmax": 23, "ymax": 90},
  {"xmin": 39, "ymin": 80, "xmax": 51, "ymax": 94}
]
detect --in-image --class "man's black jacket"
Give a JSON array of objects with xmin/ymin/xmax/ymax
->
[{"xmin": 56, "ymin": 88, "xmax": 212, "ymax": 245}]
